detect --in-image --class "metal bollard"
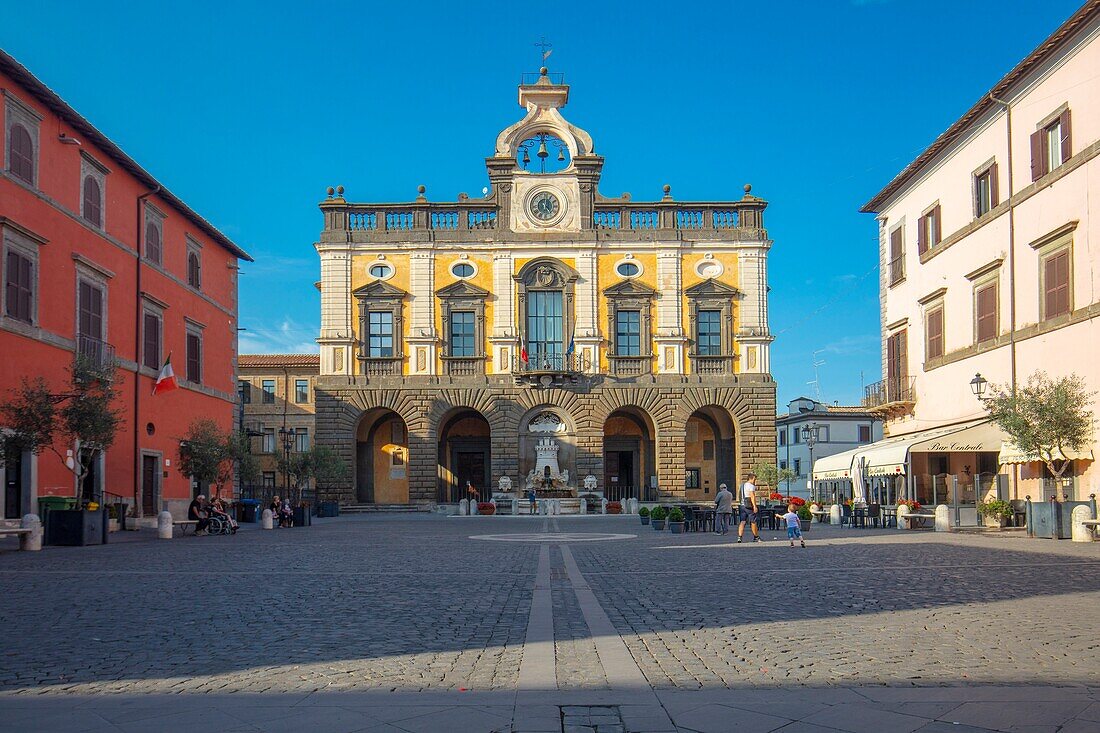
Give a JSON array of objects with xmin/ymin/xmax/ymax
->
[
  {"xmin": 157, "ymin": 511, "xmax": 174, "ymax": 539},
  {"xmin": 261, "ymin": 508, "xmax": 274, "ymax": 530},
  {"xmin": 935, "ymin": 504, "xmax": 951, "ymax": 532},
  {"xmin": 1071, "ymin": 504, "xmax": 1095, "ymax": 542},
  {"xmin": 20, "ymin": 514, "xmax": 42, "ymax": 551}
]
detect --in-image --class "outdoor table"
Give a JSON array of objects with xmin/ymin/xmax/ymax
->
[
  {"xmin": 882, "ymin": 507, "xmax": 898, "ymax": 528},
  {"xmin": 810, "ymin": 510, "xmax": 828, "ymax": 524},
  {"xmin": 852, "ymin": 507, "xmax": 867, "ymax": 528}
]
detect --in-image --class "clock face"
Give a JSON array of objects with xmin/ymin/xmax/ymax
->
[{"xmin": 529, "ymin": 191, "xmax": 561, "ymax": 222}]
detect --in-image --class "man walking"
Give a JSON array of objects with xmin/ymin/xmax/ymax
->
[
  {"xmin": 737, "ymin": 472, "xmax": 761, "ymax": 543},
  {"xmin": 714, "ymin": 483, "xmax": 734, "ymax": 535}
]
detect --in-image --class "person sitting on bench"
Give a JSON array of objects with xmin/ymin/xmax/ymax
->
[{"xmin": 187, "ymin": 495, "xmax": 210, "ymax": 536}]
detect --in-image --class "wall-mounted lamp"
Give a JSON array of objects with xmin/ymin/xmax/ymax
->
[{"xmin": 970, "ymin": 373, "xmax": 988, "ymax": 401}]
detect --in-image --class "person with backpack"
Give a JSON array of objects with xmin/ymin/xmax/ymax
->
[{"xmin": 737, "ymin": 472, "xmax": 762, "ymax": 543}]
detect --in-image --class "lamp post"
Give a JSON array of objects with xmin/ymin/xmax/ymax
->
[
  {"xmin": 278, "ymin": 426, "xmax": 296, "ymax": 502},
  {"xmin": 801, "ymin": 423, "xmax": 820, "ymax": 502}
]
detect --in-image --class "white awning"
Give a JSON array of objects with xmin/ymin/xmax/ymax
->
[
  {"xmin": 998, "ymin": 441, "xmax": 1095, "ymax": 465},
  {"xmin": 859, "ymin": 420, "xmax": 1002, "ymax": 477},
  {"xmin": 811, "ymin": 446, "xmax": 863, "ymax": 480}
]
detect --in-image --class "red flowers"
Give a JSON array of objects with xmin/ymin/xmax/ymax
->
[
  {"xmin": 477, "ymin": 502, "xmax": 496, "ymax": 515},
  {"xmin": 897, "ymin": 499, "xmax": 922, "ymax": 511},
  {"xmin": 606, "ymin": 501, "xmax": 622, "ymax": 515}
]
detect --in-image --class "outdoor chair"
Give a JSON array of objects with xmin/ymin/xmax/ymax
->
[
  {"xmin": 841, "ymin": 504, "xmax": 853, "ymax": 528},
  {"xmin": 866, "ymin": 504, "xmax": 881, "ymax": 528}
]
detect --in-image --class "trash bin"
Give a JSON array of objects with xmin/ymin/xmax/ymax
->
[
  {"xmin": 38, "ymin": 496, "xmax": 77, "ymax": 527},
  {"xmin": 237, "ymin": 498, "xmax": 261, "ymax": 523}
]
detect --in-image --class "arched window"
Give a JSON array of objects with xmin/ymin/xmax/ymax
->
[
  {"xmin": 187, "ymin": 251, "xmax": 201, "ymax": 288},
  {"xmin": 145, "ymin": 220, "xmax": 161, "ymax": 264},
  {"xmin": 9, "ymin": 124, "xmax": 34, "ymax": 184},
  {"xmin": 82, "ymin": 176, "xmax": 102, "ymax": 227}
]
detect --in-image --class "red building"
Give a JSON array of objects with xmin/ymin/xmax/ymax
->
[{"xmin": 0, "ymin": 49, "xmax": 252, "ymax": 520}]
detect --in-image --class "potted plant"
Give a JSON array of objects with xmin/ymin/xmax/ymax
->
[
  {"xmin": 477, "ymin": 501, "xmax": 496, "ymax": 515},
  {"xmin": 606, "ymin": 500, "xmax": 622, "ymax": 515},
  {"xmin": 275, "ymin": 444, "xmax": 348, "ymax": 527},
  {"xmin": 667, "ymin": 507, "xmax": 685, "ymax": 533},
  {"xmin": 650, "ymin": 505, "xmax": 668, "ymax": 530},
  {"xmin": 978, "ymin": 499, "xmax": 1013, "ymax": 529},
  {"xmin": 638, "ymin": 506, "xmax": 651, "ymax": 525},
  {"xmin": 796, "ymin": 503, "xmax": 813, "ymax": 532}
]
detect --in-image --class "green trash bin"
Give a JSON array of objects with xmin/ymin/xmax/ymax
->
[{"xmin": 38, "ymin": 496, "xmax": 77, "ymax": 529}]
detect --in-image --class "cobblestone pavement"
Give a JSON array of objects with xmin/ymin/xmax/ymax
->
[{"xmin": 1, "ymin": 515, "xmax": 1099, "ymax": 732}]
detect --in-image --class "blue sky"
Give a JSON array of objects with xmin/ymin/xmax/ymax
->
[{"xmin": 2, "ymin": 0, "xmax": 1083, "ymax": 407}]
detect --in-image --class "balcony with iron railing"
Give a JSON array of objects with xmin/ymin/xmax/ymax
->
[
  {"xmin": 75, "ymin": 334, "xmax": 117, "ymax": 373},
  {"xmin": 319, "ymin": 184, "xmax": 767, "ymax": 243},
  {"xmin": 863, "ymin": 376, "xmax": 917, "ymax": 413},
  {"xmin": 511, "ymin": 351, "xmax": 590, "ymax": 387}
]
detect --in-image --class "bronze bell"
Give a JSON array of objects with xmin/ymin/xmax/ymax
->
[
  {"xmin": 522, "ymin": 148, "xmax": 531, "ymax": 166},
  {"xmin": 557, "ymin": 147, "xmax": 565, "ymax": 162},
  {"xmin": 537, "ymin": 139, "xmax": 549, "ymax": 159}
]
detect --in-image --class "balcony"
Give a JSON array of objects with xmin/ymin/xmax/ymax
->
[
  {"xmin": 443, "ymin": 357, "xmax": 484, "ymax": 377},
  {"xmin": 512, "ymin": 352, "xmax": 590, "ymax": 388},
  {"xmin": 359, "ymin": 358, "xmax": 400, "ymax": 377},
  {"xmin": 609, "ymin": 356, "xmax": 650, "ymax": 377},
  {"xmin": 692, "ymin": 355, "xmax": 734, "ymax": 375},
  {"xmin": 75, "ymin": 335, "xmax": 116, "ymax": 373},
  {"xmin": 863, "ymin": 376, "xmax": 917, "ymax": 416}
]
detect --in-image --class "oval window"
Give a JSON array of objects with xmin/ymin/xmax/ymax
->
[
  {"xmin": 616, "ymin": 262, "xmax": 640, "ymax": 277},
  {"xmin": 695, "ymin": 260, "xmax": 724, "ymax": 278},
  {"xmin": 368, "ymin": 263, "xmax": 393, "ymax": 279},
  {"xmin": 452, "ymin": 262, "xmax": 475, "ymax": 278}
]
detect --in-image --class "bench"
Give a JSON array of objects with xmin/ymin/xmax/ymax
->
[
  {"xmin": 173, "ymin": 520, "xmax": 199, "ymax": 536},
  {"xmin": 810, "ymin": 510, "xmax": 829, "ymax": 523},
  {"xmin": 0, "ymin": 527, "xmax": 35, "ymax": 550},
  {"xmin": 905, "ymin": 513, "xmax": 936, "ymax": 529}
]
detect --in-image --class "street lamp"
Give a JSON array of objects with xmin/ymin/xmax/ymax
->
[
  {"xmin": 970, "ymin": 373, "xmax": 988, "ymax": 401},
  {"xmin": 801, "ymin": 423, "xmax": 820, "ymax": 502}
]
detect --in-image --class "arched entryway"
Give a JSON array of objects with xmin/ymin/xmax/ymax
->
[
  {"xmin": 355, "ymin": 409, "xmax": 409, "ymax": 504},
  {"xmin": 603, "ymin": 407, "xmax": 657, "ymax": 502},
  {"xmin": 685, "ymin": 406, "xmax": 736, "ymax": 501},
  {"xmin": 437, "ymin": 408, "xmax": 492, "ymax": 503}
]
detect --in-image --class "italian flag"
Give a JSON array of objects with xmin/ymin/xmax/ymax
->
[{"xmin": 152, "ymin": 355, "xmax": 178, "ymax": 395}]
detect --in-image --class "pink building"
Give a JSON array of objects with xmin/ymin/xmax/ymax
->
[{"xmin": 847, "ymin": 2, "xmax": 1099, "ymax": 513}]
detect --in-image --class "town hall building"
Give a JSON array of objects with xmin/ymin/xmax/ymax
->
[{"xmin": 312, "ymin": 68, "xmax": 776, "ymax": 508}]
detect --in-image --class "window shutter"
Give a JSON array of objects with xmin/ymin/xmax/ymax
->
[
  {"xmin": 1059, "ymin": 109, "xmax": 1072, "ymax": 163},
  {"xmin": 9, "ymin": 125, "xmax": 34, "ymax": 184},
  {"xmin": 1030, "ymin": 131, "xmax": 1043, "ymax": 180},
  {"xmin": 186, "ymin": 333, "xmax": 201, "ymax": 382},
  {"xmin": 989, "ymin": 163, "xmax": 999, "ymax": 207},
  {"xmin": 19, "ymin": 255, "xmax": 32, "ymax": 321},
  {"xmin": 933, "ymin": 205, "xmax": 942, "ymax": 244},
  {"xmin": 926, "ymin": 309, "xmax": 943, "ymax": 359},
  {"xmin": 916, "ymin": 215, "xmax": 927, "ymax": 255},
  {"xmin": 1044, "ymin": 250, "xmax": 1070, "ymax": 319},
  {"xmin": 976, "ymin": 285, "xmax": 996, "ymax": 342},
  {"xmin": 5, "ymin": 251, "xmax": 17, "ymax": 318},
  {"xmin": 143, "ymin": 313, "xmax": 159, "ymax": 369}
]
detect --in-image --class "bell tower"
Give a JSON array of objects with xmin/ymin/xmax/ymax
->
[{"xmin": 486, "ymin": 67, "xmax": 604, "ymax": 233}]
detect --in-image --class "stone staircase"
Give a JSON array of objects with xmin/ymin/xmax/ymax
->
[{"xmin": 339, "ymin": 503, "xmax": 433, "ymax": 514}]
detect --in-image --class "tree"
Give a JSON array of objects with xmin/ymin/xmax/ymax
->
[
  {"xmin": 983, "ymin": 371, "xmax": 1094, "ymax": 492},
  {"xmin": 0, "ymin": 356, "xmax": 123, "ymax": 503},
  {"xmin": 753, "ymin": 461, "xmax": 797, "ymax": 492},
  {"xmin": 278, "ymin": 444, "xmax": 348, "ymax": 505},
  {"xmin": 178, "ymin": 419, "xmax": 254, "ymax": 499}
]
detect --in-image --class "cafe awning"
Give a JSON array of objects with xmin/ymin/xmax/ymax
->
[
  {"xmin": 998, "ymin": 441, "xmax": 1095, "ymax": 465},
  {"xmin": 859, "ymin": 420, "xmax": 1003, "ymax": 477},
  {"xmin": 811, "ymin": 446, "xmax": 863, "ymax": 480}
]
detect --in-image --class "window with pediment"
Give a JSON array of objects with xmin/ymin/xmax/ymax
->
[
  {"xmin": 604, "ymin": 279, "xmax": 656, "ymax": 376},
  {"xmin": 353, "ymin": 280, "xmax": 406, "ymax": 375},
  {"xmin": 437, "ymin": 280, "xmax": 488, "ymax": 375},
  {"xmin": 685, "ymin": 279, "xmax": 741, "ymax": 375},
  {"xmin": 514, "ymin": 258, "xmax": 577, "ymax": 369}
]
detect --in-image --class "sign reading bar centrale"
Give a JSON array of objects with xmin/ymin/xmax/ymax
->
[{"xmin": 926, "ymin": 441, "xmax": 985, "ymax": 452}]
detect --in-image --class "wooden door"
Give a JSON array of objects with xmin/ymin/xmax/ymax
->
[
  {"xmin": 455, "ymin": 451, "xmax": 487, "ymax": 502},
  {"xmin": 4, "ymin": 451, "xmax": 22, "ymax": 519},
  {"xmin": 142, "ymin": 455, "xmax": 157, "ymax": 515}
]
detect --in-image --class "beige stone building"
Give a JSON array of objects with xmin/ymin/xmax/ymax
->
[
  {"xmin": 238, "ymin": 354, "xmax": 319, "ymax": 496},
  {"xmin": 313, "ymin": 69, "xmax": 776, "ymax": 508}
]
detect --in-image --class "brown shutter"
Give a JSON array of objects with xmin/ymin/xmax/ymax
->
[
  {"xmin": 932, "ymin": 205, "xmax": 942, "ymax": 245},
  {"xmin": 5, "ymin": 251, "xmax": 17, "ymax": 318},
  {"xmin": 186, "ymin": 333, "xmax": 201, "ymax": 382},
  {"xmin": 1044, "ymin": 250, "xmax": 1070, "ymax": 319},
  {"xmin": 1030, "ymin": 130, "xmax": 1044, "ymax": 180},
  {"xmin": 889, "ymin": 228, "xmax": 904, "ymax": 282},
  {"xmin": 916, "ymin": 215, "xmax": 927, "ymax": 255},
  {"xmin": 1059, "ymin": 109, "xmax": 1072, "ymax": 163},
  {"xmin": 989, "ymin": 163, "xmax": 1000, "ymax": 207},
  {"xmin": 976, "ymin": 285, "xmax": 997, "ymax": 342},
  {"xmin": 926, "ymin": 309, "xmax": 943, "ymax": 359},
  {"xmin": 18, "ymin": 255, "xmax": 32, "ymax": 321},
  {"xmin": 143, "ymin": 313, "xmax": 159, "ymax": 369}
]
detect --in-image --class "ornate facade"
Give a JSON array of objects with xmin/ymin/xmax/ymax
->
[{"xmin": 314, "ymin": 69, "xmax": 776, "ymax": 506}]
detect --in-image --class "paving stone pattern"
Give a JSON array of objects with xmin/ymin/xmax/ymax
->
[{"xmin": 2, "ymin": 515, "xmax": 1100, "ymax": 733}]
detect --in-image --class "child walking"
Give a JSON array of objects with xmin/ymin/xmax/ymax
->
[{"xmin": 780, "ymin": 503, "xmax": 805, "ymax": 548}]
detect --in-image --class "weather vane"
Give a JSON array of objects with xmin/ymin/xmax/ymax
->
[{"xmin": 534, "ymin": 37, "xmax": 552, "ymax": 67}]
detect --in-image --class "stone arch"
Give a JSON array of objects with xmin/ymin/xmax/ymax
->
[
  {"xmin": 683, "ymin": 405, "xmax": 737, "ymax": 501},
  {"xmin": 601, "ymin": 405, "xmax": 658, "ymax": 502},
  {"xmin": 435, "ymin": 405, "xmax": 493, "ymax": 504},
  {"xmin": 353, "ymin": 408, "xmax": 409, "ymax": 505}
]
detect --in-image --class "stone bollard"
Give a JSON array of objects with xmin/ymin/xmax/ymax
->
[
  {"xmin": 627, "ymin": 498, "xmax": 638, "ymax": 515},
  {"xmin": 511, "ymin": 498, "xmax": 518, "ymax": 516},
  {"xmin": 261, "ymin": 508, "xmax": 274, "ymax": 530},
  {"xmin": 896, "ymin": 504, "xmax": 910, "ymax": 530},
  {"xmin": 829, "ymin": 504, "xmax": 842, "ymax": 525},
  {"xmin": 935, "ymin": 504, "xmax": 951, "ymax": 532},
  {"xmin": 601, "ymin": 498, "xmax": 608, "ymax": 515},
  {"xmin": 489, "ymin": 497, "xmax": 497, "ymax": 514},
  {"xmin": 552, "ymin": 499, "xmax": 561, "ymax": 515},
  {"xmin": 810, "ymin": 503, "xmax": 821, "ymax": 522},
  {"xmin": 540, "ymin": 500, "xmax": 549, "ymax": 516},
  {"xmin": 579, "ymin": 497, "xmax": 587, "ymax": 515},
  {"xmin": 20, "ymin": 514, "xmax": 42, "ymax": 551},
  {"xmin": 459, "ymin": 498, "xmax": 469, "ymax": 516},
  {"xmin": 157, "ymin": 510, "xmax": 174, "ymax": 539},
  {"xmin": 1071, "ymin": 504, "xmax": 1095, "ymax": 542}
]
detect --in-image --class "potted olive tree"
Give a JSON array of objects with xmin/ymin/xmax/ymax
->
[
  {"xmin": 638, "ymin": 506, "xmax": 651, "ymax": 525},
  {"xmin": 279, "ymin": 444, "xmax": 348, "ymax": 526},
  {"xmin": 650, "ymin": 506, "xmax": 668, "ymax": 530},
  {"xmin": 667, "ymin": 507, "xmax": 685, "ymax": 533},
  {"xmin": 0, "ymin": 356, "xmax": 122, "ymax": 546}
]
